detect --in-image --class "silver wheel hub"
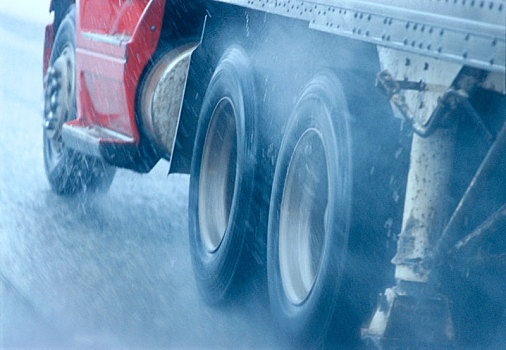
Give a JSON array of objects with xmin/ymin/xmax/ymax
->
[
  {"xmin": 44, "ymin": 46, "xmax": 75, "ymax": 158},
  {"xmin": 279, "ymin": 128, "xmax": 329, "ymax": 305},
  {"xmin": 198, "ymin": 98, "xmax": 238, "ymax": 253}
]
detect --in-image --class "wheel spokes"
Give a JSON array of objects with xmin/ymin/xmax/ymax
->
[{"xmin": 44, "ymin": 45, "xmax": 75, "ymax": 163}]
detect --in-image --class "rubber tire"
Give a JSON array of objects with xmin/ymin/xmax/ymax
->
[
  {"xmin": 43, "ymin": 5, "xmax": 115, "ymax": 195},
  {"xmin": 188, "ymin": 47, "xmax": 258, "ymax": 304},
  {"xmin": 267, "ymin": 72, "xmax": 357, "ymax": 348}
]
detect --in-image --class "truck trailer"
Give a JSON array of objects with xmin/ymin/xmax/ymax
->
[{"xmin": 42, "ymin": 0, "xmax": 505, "ymax": 348}]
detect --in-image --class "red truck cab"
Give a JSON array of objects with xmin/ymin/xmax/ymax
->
[{"xmin": 43, "ymin": 0, "xmax": 202, "ymax": 176}]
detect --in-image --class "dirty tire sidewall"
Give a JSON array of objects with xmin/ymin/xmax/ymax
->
[
  {"xmin": 189, "ymin": 47, "xmax": 257, "ymax": 304},
  {"xmin": 267, "ymin": 72, "xmax": 354, "ymax": 347}
]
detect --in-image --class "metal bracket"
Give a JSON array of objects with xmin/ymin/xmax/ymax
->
[
  {"xmin": 376, "ymin": 69, "xmax": 450, "ymax": 137},
  {"xmin": 376, "ymin": 70, "xmax": 494, "ymax": 140},
  {"xmin": 376, "ymin": 70, "xmax": 447, "ymax": 97}
]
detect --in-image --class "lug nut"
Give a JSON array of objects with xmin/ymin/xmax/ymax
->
[
  {"xmin": 50, "ymin": 79, "xmax": 58, "ymax": 92},
  {"xmin": 50, "ymin": 95, "xmax": 58, "ymax": 109},
  {"xmin": 44, "ymin": 119, "xmax": 55, "ymax": 130}
]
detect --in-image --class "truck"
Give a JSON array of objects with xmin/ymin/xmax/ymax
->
[{"xmin": 42, "ymin": 0, "xmax": 505, "ymax": 348}]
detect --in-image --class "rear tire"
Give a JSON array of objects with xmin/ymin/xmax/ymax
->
[
  {"xmin": 267, "ymin": 72, "xmax": 355, "ymax": 347},
  {"xmin": 43, "ymin": 5, "xmax": 115, "ymax": 195},
  {"xmin": 267, "ymin": 70, "xmax": 403, "ymax": 347},
  {"xmin": 188, "ymin": 47, "xmax": 258, "ymax": 304}
]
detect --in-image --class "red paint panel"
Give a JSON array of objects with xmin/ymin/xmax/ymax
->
[
  {"xmin": 111, "ymin": 0, "xmax": 150, "ymax": 36},
  {"xmin": 43, "ymin": 23, "xmax": 54, "ymax": 87},
  {"xmin": 80, "ymin": 0, "xmax": 150, "ymax": 36},
  {"xmin": 75, "ymin": 0, "xmax": 165, "ymax": 141},
  {"xmin": 80, "ymin": 0, "xmax": 122, "ymax": 35},
  {"xmin": 123, "ymin": 0, "xmax": 165, "ymax": 140},
  {"xmin": 84, "ymin": 73, "xmax": 130, "ymax": 134},
  {"xmin": 75, "ymin": 46, "xmax": 130, "ymax": 133},
  {"xmin": 77, "ymin": 48, "xmax": 125, "ymax": 80},
  {"xmin": 76, "ymin": 37, "xmax": 127, "ymax": 58}
]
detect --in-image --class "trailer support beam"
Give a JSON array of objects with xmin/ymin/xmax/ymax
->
[{"xmin": 363, "ymin": 84, "xmax": 460, "ymax": 347}]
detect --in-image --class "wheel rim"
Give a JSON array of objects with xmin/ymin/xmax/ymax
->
[
  {"xmin": 279, "ymin": 128, "xmax": 329, "ymax": 305},
  {"xmin": 44, "ymin": 45, "xmax": 75, "ymax": 168},
  {"xmin": 198, "ymin": 97, "xmax": 238, "ymax": 253}
]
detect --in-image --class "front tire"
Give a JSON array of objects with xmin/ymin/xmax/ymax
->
[
  {"xmin": 43, "ymin": 5, "xmax": 115, "ymax": 195},
  {"xmin": 188, "ymin": 47, "xmax": 258, "ymax": 304}
]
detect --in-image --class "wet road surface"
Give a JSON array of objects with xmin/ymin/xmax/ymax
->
[{"xmin": 0, "ymin": 14, "xmax": 288, "ymax": 349}]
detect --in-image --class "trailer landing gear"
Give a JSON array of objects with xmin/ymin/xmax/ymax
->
[
  {"xmin": 362, "ymin": 129, "xmax": 457, "ymax": 349},
  {"xmin": 363, "ymin": 49, "xmax": 464, "ymax": 349}
]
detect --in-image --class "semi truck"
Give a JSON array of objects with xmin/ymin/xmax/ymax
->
[{"xmin": 42, "ymin": 0, "xmax": 505, "ymax": 348}]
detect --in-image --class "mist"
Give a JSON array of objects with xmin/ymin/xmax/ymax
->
[{"xmin": 1, "ymin": 1, "xmax": 505, "ymax": 349}]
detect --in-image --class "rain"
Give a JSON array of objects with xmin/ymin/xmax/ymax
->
[{"xmin": 1, "ymin": 1, "xmax": 505, "ymax": 349}]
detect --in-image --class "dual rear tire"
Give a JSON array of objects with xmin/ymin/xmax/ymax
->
[
  {"xmin": 267, "ymin": 73, "xmax": 356, "ymax": 346},
  {"xmin": 188, "ymin": 47, "xmax": 259, "ymax": 303},
  {"xmin": 188, "ymin": 47, "xmax": 389, "ymax": 346}
]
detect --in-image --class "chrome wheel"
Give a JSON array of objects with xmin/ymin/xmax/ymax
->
[
  {"xmin": 43, "ymin": 45, "xmax": 75, "ymax": 168},
  {"xmin": 279, "ymin": 128, "xmax": 329, "ymax": 305},
  {"xmin": 189, "ymin": 47, "xmax": 258, "ymax": 304},
  {"xmin": 198, "ymin": 97, "xmax": 238, "ymax": 253}
]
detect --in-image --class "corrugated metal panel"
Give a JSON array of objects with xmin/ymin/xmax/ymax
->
[{"xmin": 216, "ymin": 0, "xmax": 506, "ymax": 73}]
